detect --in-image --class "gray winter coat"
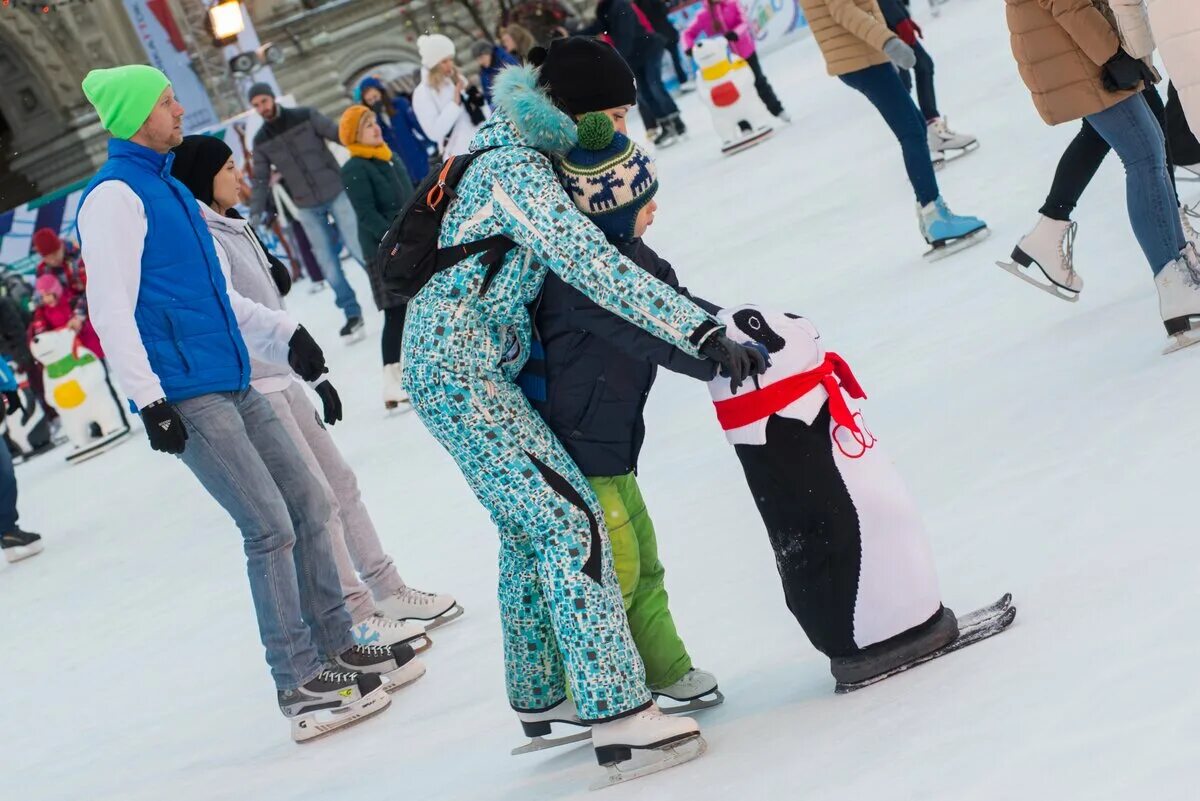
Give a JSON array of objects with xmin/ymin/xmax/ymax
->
[
  {"xmin": 250, "ymin": 106, "xmax": 345, "ymax": 215},
  {"xmin": 199, "ymin": 203, "xmax": 293, "ymax": 390}
]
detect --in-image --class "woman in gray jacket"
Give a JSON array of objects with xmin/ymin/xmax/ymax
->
[{"xmin": 171, "ymin": 135, "xmax": 464, "ymax": 643}]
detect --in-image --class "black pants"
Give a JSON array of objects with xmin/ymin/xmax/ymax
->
[
  {"xmin": 664, "ymin": 35, "xmax": 689, "ymax": 85},
  {"xmin": 381, "ymin": 304, "xmax": 407, "ymax": 366},
  {"xmin": 1167, "ymin": 82, "xmax": 1200, "ymax": 166},
  {"xmin": 1041, "ymin": 86, "xmax": 1178, "ymax": 221},
  {"xmin": 746, "ymin": 52, "xmax": 784, "ymax": 117},
  {"xmin": 897, "ymin": 42, "xmax": 938, "ymax": 121}
]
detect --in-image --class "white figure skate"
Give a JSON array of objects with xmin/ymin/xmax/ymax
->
[{"xmin": 996, "ymin": 215, "xmax": 1083, "ymax": 302}]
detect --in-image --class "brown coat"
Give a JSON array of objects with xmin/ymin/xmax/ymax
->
[
  {"xmin": 797, "ymin": 0, "xmax": 894, "ymax": 77},
  {"xmin": 1005, "ymin": 0, "xmax": 1136, "ymax": 125}
]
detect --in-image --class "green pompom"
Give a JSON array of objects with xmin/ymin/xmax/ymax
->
[{"xmin": 576, "ymin": 112, "xmax": 615, "ymax": 151}]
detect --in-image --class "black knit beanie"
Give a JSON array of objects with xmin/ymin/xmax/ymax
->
[
  {"xmin": 171, "ymin": 134, "xmax": 234, "ymax": 207},
  {"xmin": 530, "ymin": 37, "xmax": 636, "ymax": 115},
  {"xmin": 247, "ymin": 81, "xmax": 275, "ymax": 103}
]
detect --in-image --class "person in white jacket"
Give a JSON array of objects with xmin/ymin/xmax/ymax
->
[
  {"xmin": 1144, "ymin": 0, "xmax": 1200, "ymax": 141},
  {"xmin": 411, "ymin": 34, "xmax": 486, "ymax": 157}
]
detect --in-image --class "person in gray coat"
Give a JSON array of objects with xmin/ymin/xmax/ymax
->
[{"xmin": 247, "ymin": 83, "xmax": 367, "ymax": 341}]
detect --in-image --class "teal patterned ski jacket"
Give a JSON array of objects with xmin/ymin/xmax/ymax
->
[{"xmin": 401, "ymin": 64, "xmax": 722, "ymax": 383}]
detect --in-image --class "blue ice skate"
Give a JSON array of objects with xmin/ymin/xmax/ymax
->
[{"xmin": 918, "ymin": 197, "xmax": 989, "ymax": 261}]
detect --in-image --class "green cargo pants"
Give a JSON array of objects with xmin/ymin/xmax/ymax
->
[{"xmin": 588, "ymin": 473, "xmax": 693, "ymax": 689}]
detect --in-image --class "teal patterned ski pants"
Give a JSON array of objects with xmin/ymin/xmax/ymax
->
[{"xmin": 406, "ymin": 365, "xmax": 651, "ymax": 722}]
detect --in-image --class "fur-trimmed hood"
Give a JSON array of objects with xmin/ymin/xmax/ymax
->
[{"xmin": 471, "ymin": 64, "xmax": 577, "ymax": 155}]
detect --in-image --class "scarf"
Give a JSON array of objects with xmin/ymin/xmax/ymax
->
[
  {"xmin": 713, "ymin": 352, "xmax": 866, "ymax": 433},
  {"xmin": 346, "ymin": 142, "xmax": 394, "ymax": 162}
]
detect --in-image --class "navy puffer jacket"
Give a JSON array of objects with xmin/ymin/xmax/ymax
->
[{"xmin": 522, "ymin": 239, "xmax": 719, "ymax": 477}]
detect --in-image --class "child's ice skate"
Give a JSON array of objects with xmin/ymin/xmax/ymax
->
[
  {"xmin": 1158, "ymin": 244, "xmax": 1200, "ymax": 354},
  {"xmin": 1, "ymin": 528, "xmax": 43, "ymax": 563},
  {"xmin": 918, "ymin": 197, "xmax": 989, "ymax": 261},
  {"xmin": 279, "ymin": 669, "xmax": 390, "ymax": 743},
  {"xmin": 335, "ymin": 642, "xmax": 426, "ymax": 692},
  {"xmin": 996, "ymin": 215, "xmax": 1083, "ymax": 302},
  {"xmin": 652, "ymin": 668, "xmax": 724, "ymax": 714},
  {"xmin": 590, "ymin": 703, "xmax": 706, "ymax": 789},
  {"xmin": 382, "ymin": 362, "xmax": 411, "ymax": 413},
  {"xmin": 350, "ymin": 611, "xmax": 430, "ymax": 653},
  {"xmin": 511, "ymin": 697, "xmax": 592, "ymax": 755},
  {"xmin": 375, "ymin": 586, "xmax": 463, "ymax": 629}
]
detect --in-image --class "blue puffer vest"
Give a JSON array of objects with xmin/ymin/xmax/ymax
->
[{"xmin": 80, "ymin": 139, "xmax": 250, "ymax": 404}]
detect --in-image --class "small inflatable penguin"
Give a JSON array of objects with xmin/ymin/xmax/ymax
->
[{"xmin": 708, "ymin": 305, "xmax": 958, "ymax": 683}]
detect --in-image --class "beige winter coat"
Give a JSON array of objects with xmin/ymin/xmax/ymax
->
[
  {"xmin": 797, "ymin": 0, "xmax": 893, "ymax": 77},
  {"xmin": 1005, "ymin": 0, "xmax": 1137, "ymax": 125},
  {"xmin": 1148, "ymin": 0, "xmax": 1200, "ymax": 141}
]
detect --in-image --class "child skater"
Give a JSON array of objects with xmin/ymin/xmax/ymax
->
[{"xmin": 681, "ymin": 0, "xmax": 789, "ymax": 121}]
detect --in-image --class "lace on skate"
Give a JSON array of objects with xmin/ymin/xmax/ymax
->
[
  {"xmin": 353, "ymin": 644, "xmax": 395, "ymax": 658},
  {"xmin": 1061, "ymin": 221, "xmax": 1079, "ymax": 286},
  {"xmin": 316, "ymin": 668, "xmax": 359, "ymax": 685}
]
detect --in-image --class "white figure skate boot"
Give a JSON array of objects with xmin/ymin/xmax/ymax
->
[
  {"xmin": 375, "ymin": 586, "xmax": 463, "ymax": 629},
  {"xmin": 382, "ymin": 362, "xmax": 409, "ymax": 411},
  {"xmin": 1158, "ymin": 244, "xmax": 1200, "ymax": 354},
  {"xmin": 512, "ymin": 697, "xmax": 591, "ymax": 754},
  {"xmin": 652, "ymin": 668, "xmax": 724, "ymax": 713},
  {"xmin": 590, "ymin": 703, "xmax": 706, "ymax": 789},
  {"xmin": 997, "ymin": 215, "xmax": 1083, "ymax": 301},
  {"xmin": 350, "ymin": 611, "xmax": 430, "ymax": 653},
  {"xmin": 927, "ymin": 116, "xmax": 978, "ymax": 166}
]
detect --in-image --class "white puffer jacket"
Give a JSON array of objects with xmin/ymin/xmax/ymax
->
[
  {"xmin": 1148, "ymin": 0, "xmax": 1200, "ymax": 140},
  {"xmin": 1108, "ymin": 0, "xmax": 1155, "ymax": 58},
  {"xmin": 411, "ymin": 69, "xmax": 484, "ymax": 158}
]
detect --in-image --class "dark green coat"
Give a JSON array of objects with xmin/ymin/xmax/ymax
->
[{"xmin": 341, "ymin": 155, "xmax": 414, "ymax": 310}]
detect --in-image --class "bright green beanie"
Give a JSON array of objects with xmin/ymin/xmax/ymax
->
[{"xmin": 82, "ymin": 65, "xmax": 172, "ymax": 140}]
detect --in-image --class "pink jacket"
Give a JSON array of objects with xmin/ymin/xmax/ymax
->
[{"xmin": 682, "ymin": 0, "xmax": 755, "ymax": 60}]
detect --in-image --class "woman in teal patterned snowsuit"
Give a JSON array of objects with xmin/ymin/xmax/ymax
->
[{"xmin": 401, "ymin": 65, "xmax": 723, "ymax": 723}]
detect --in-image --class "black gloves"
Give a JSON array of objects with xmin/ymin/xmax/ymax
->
[
  {"xmin": 701, "ymin": 333, "xmax": 769, "ymax": 394},
  {"xmin": 685, "ymin": 47, "xmax": 693, "ymax": 58},
  {"xmin": 724, "ymin": 31, "xmax": 739, "ymax": 41},
  {"xmin": 313, "ymin": 380, "xmax": 342, "ymax": 426},
  {"xmin": 288, "ymin": 326, "xmax": 328, "ymax": 382},
  {"xmin": 1102, "ymin": 49, "xmax": 1156, "ymax": 93},
  {"xmin": 0, "ymin": 390, "xmax": 20, "ymax": 422},
  {"xmin": 269, "ymin": 258, "xmax": 292, "ymax": 297},
  {"xmin": 141, "ymin": 399, "xmax": 188, "ymax": 454}
]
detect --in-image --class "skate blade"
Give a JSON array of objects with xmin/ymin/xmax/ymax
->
[
  {"xmin": 65, "ymin": 429, "xmax": 133, "ymax": 464},
  {"xmin": 835, "ymin": 606, "xmax": 1017, "ymax": 694},
  {"xmin": 655, "ymin": 689, "xmax": 724, "ymax": 714},
  {"xmin": 511, "ymin": 727, "xmax": 593, "ymax": 755},
  {"xmin": 995, "ymin": 260, "xmax": 1080, "ymax": 302},
  {"xmin": 721, "ymin": 129, "xmax": 774, "ymax": 155},
  {"xmin": 954, "ymin": 593, "xmax": 1014, "ymax": 629},
  {"xmin": 292, "ymin": 687, "xmax": 391, "ymax": 743},
  {"xmin": 382, "ymin": 658, "xmax": 427, "ymax": 692},
  {"xmin": 1162, "ymin": 328, "xmax": 1200, "ymax": 354},
  {"xmin": 923, "ymin": 227, "xmax": 990, "ymax": 261},
  {"xmin": 421, "ymin": 603, "xmax": 465, "ymax": 630},
  {"xmin": 4, "ymin": 541, "xmax": 44, "ymax": 563},
  {"xmin": 589, "ymin": 734, "xmax": 707, "ymax": 791}
]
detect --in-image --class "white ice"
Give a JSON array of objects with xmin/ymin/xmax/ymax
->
[{"xmin": 6, "ymin": 2, "xmax": 1199, "ymax": 799}]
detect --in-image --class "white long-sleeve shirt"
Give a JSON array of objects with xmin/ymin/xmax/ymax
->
[
  {"xmin": 411, "ymin": 70, "xmax": 484, "ymax": 157},
  {"xmin": 79, "ymin": 180, "xmax": 298, "ymax": 409}
]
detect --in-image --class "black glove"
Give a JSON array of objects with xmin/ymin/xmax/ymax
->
[
  {"xmin": 288, "ymin": 325, "xmax": 327, "ymax": 382},
  {"xmin": 269, "ymin": 258, "xmax": 292, "ymax": 297},
  {"xmin": 0, "ymin": 390, "xmax": 18, "ymax": 422},
  {"xmin": 313, "ymin": 380, "xmax": 342, "ymax": 426},
  {"xmin": 685, "ymin": 47, "xmax": 693, "ymax": 58},
  {"xmin": 724, "ymin": 31, "xmax": 739, "ymax": 41},
  {"xmin": 701, "ymin": 333, "xmax": 769, "ymax": 394},
  {"xmin": 141, "ymin": 399, "xmax": 188, "ymax": 455},
  {"xmin": 1102, "ymin": 49, "xmax": 1156, "ymax": 93}
]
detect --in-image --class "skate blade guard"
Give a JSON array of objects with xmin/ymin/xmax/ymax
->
[
  {"xmin": 923, "ymin": 227, "xmax": 990, "ymax": 261},
  {"xmin": 292, "ymin": 686, "xmax": 391, "ymax": 743},
  {"xmin": 511, "ymin": 718, "xmax": 593, "ymax": 755},
  {"xmin": 590, "ymin": 733, "xmax": 707, "ymax": 790}
]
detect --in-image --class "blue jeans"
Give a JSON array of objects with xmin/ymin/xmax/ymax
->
[
  {"xmin": 292, "ymin": 192, "xmax": 365, "ymax": 320},
  {"xmin": 0, "ymin": 437, "xmax": 17, "ymax": 533},
  {"xmin": 1085, "ymin": 93, "xmax": 1187, "ymax": 275},
  {"xmin": 840, "ymin": 63, "xmax": 940, "ymax": 206},
  {"xmin": 175, "ymin": 389, "xmax": 352, "ymax": 690}
]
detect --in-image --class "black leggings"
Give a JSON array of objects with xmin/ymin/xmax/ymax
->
[
  {"xmin": 381, "ymin": 304, "xmax": 407, "ymax": 366},
  {"xmin": 1041, "ymin": 86, "xmax": 1178, "ymax": 221}
]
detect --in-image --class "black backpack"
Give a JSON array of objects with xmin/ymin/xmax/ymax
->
[{"xmin": 376, "ymin": 147, "xmax": 516, "ymax": 303}]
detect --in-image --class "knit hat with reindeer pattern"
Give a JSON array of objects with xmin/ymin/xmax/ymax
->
[{"xmin": 556, "ymin": 112, "xmax": 657, "ymax": 243}]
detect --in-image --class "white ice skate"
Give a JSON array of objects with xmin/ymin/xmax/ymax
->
[
  {"xmin": 382, "ymin": 362, "xmax": 411, "ymax": 413},
  {"xmin": 1177, "ymin": 163, "xmax": 1200, "ymax": 182},
  {"xmin": 1158, "ymin": 245, "xmax": 1200, "ymax": 354},
  {"xmin": 590, "ymin": 704, "xmax": 706, "ymax": 790},
  {"xmin": 375, "ymin": 587, "xmax": 463, "ymax": 629},
  {"xmin": 281, "ymin": 669, "xmax": 391, "ymax": 743},
  {"xmin": 511, "ymin": 698, "xmax": 592, "ymax": 755},
  {"xmin": 927, "ymin": 116, "xmax": 978, "ymax": 169},
  {"xmin": 996, "ymin": 215, "xmax": 1083, "ymax": 302},
  {"xmin": 351, "ymin": 611, "xmax": 431, "ymax": 653},
  {"xmin": 652, "ymin": 669, "xmax": 724, "ymax": 714},
  {"xmin": 1180, "ymin": 203, "xmax": 1199, "ymax": 249}
]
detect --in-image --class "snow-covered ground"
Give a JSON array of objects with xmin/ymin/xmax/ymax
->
[{"xmin": 6, "ymin": 2, "xmax": 1200, "ymax": 799}]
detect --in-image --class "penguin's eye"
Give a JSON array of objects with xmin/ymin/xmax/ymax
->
[{"xmin": 748, "ymin": 316, "xmax": 762, "ymax": 331}]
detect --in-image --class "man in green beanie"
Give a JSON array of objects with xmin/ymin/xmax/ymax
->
[{"xmin": 75, "ymin": 65, "xmax": 411, "ymax": 740}]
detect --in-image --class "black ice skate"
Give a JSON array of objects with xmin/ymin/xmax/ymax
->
[
  {"xmin": 336, "ymin": 642, "xmax": 426, "ymax": 692},
  {"xmin": 511, "ymin": 698, "xmax": 592, "ymax": 755},
  {"xmin": 339, "ymin": 315, "xmax": 365, "ymax": 344},
  {"xmin": 279, "ymin": 669, "xmax": 390, "ymax": 743},
  {"xmin": 1, "ymin": 528, "xmax": 43, "ymax": 563}
]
